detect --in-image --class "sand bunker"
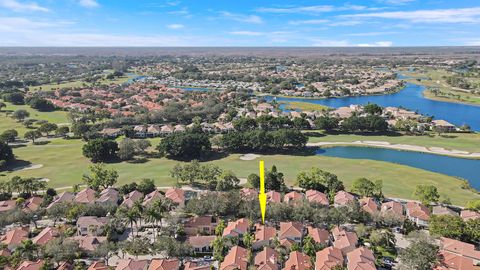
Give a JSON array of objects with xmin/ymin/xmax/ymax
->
[{"xmin": 240, "ymin": 154, "xmax": 261, "ymax": 161}]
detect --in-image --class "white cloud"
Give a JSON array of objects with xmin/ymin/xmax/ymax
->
[
  {"xmin": 346, "ymin": 31, "xmax": 397, "ymax": 36},
  {"xmin": 257, "ymin": 5, "xmax": 335, "ymax": 14},
  {"xmin": 0, "ymin": 0, "xmax": 49, "ymax": 12},
  {"xmin": 342, "ymin": 7, "xmax": 480, "ymax": 23},
  {"xmin": 0, "ymin": 17, "xmax": 72, "ymax": 32},
  {"xmin": 378, "ymin": 0, "xmax": 415, "ymax": 5},
  {"xmin": 357, "ymin": 41, "xmax": 393, "ymax": 47},
  {"xmin": 219, "ymin": 11, "xmax": 263, "ymax": 24},
  {"xmin": 311, "ymin": 39, "xmax": 351, "ymax": 47},
  {"xmin": 288, "ymin": 19, "xmax": 329, "ymax": 25},
  {"xmin": 167, "ymin": 24, "xmax": 184, "ymax": 29},
  {"xmin": 328, "ymin": 21, "xmax": 363, "ymax": 26},
  {"xmin": 79, "ymin": 0, "xmax": 99, "ymax": 8},
  {"xmin": 228, "ymin": 31, "xmax": 264, "ymax": 36},
  {"xmin": 257, "ymin": 5, "xmax": 382, "ymax": 14}
]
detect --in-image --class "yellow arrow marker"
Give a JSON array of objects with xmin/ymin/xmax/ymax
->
[{"xmin": 258, "ymin": 160, "xmax": 267, "ymax": 224}]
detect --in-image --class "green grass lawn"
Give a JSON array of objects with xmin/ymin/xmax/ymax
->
[
  {"xmin": 280, "ymin": 101, "xmax": 329, "ymax": 111},
  {"xmin": 29, "ymin": 74, "xmax": 137, "ymax": 92},
  {"xmin": 307, "ymin": 132, "xmax": 480, "ymax": 153},
  {"xmin": 399, "ymin": 68, "xmax": 480, "ymax": 105},
  {"xmin": 1, "ymin": 137, "xmax": 478, "ymax": 206},
  {"xmin": 0, "ymin": 101, "xmax": 70, "ymax": 136}
]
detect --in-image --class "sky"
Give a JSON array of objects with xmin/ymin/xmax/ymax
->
[{"xmin": 1, "ymin": 0, "xmax": 480, "ymax": 47}]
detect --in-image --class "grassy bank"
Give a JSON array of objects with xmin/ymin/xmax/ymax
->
[
  {"xmin": 307, "ymin": 132, "xmax": 480, "ymax": 153},
  {"xmin": 399, "ymin": 68, "xmax": 480, "ymax": 106},
  {"xmin": 280, "ymin": 101, "xmax": 329, "ymax": 111},
  {"xmin": 1, "ymin": 137, "xmax": 478, "ymax": 205}
]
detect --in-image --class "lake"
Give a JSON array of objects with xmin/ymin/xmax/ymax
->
[
  {"xmin": 316, "ymin": 146, "xmax": 480, "ymax": 190},
  {"xmin": 266, "ymin": 82, "xmax": 480, "ymax": 130}
]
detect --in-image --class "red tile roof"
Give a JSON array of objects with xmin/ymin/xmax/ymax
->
[
  {"xmin": 315, "ymin": 247, "xmax": 344, "ymax": 270},
  {"xmin": 220, "ymin": 246, "xmax": 248, "ymax": 270},
  {"xmin": 255, "ymin": 247, "xmax": 279, "ymax": 270},
  {"xmin": 148, "ymin": 259, "xmax": 180, "ymax": 270},
  {"xmin": 115, "ymin": 259, "xmax": 149, "ymax": 270},
  {"xmin": 283, "ymin": 251, "xmax": 311, "ymax": 270},
  {"xmin": 278, "ymin": 222, "xmax": 303, "ymax": 240},
  {"xmin": 305, "ymin": 190, "xmax": 329, "ymax": 206},
  {"xmin": 346, "ymin": 247, "xmax": 376, "ymax": 270},
  {"xmin": 307, "ymin": 226, "xmax": 330, "ymax": 244}
]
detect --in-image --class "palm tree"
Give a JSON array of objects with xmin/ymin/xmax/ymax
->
[
  {"xmin": 144, "ymin": 199, "xmax": 169, "ymax": 241},
  {"xmin": 117, "ymin": 206, "xmax": 140, "ymax": 238},
  {"xmin": 15, "ymin": 240, "xmax": 38, "ymax": 260},
  {"xmin": 132, "ymin": 200, "xmax": 144, "ymax": 231}
]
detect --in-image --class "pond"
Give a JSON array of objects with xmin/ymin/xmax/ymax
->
[
  {"xmin": 265, "ymin": 82, "xmax": 480, "ymax": 130},
  {"xmin": 316, "ymin": 146, "xmax": 480, "ymax": 190}
]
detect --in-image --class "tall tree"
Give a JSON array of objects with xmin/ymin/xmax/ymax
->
[
  {"xmin": 82, "ymin": 138, "xmax": 118, "ymax": 163},
  {"xmin": 82, "ymin": 163, "xmax": 118, "ymax": 191},
  {"xmin": 414, "ymin": 185, "xmax": 440, "ymax": 206},
  {"xmin": 24, "ymin": 130, "xmax": 42, "ymax": 143},
  {"xmin": 399, "ymin": 238, "xmax": 439, "ymax": 270}
]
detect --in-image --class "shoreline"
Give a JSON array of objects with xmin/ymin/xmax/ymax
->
[{"xmin": 307, "ymin": 141, "xmax": 480, "ymax": 159}]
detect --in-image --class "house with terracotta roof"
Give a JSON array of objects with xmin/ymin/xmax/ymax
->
[
  {"xmin": 278, "ymin": 222, "xmax": 304, "ymax": 243},
  {"xmin": 255, "ymin": 247, "xmax": 279, "ymax": 270},
  {"xmin": 307, "ymin": 226, "xmax": 330, "ymax": 245},
  {"xmin": 332, "ymin": 227, "xmax": 358, "ymax": 255},
  {"xmin": 70, "ymin": 236, "xmax": 107, "ymax": 252},
  {"xmin": 346, "ymin": 247, "xmax": 376, "ymax": 270},
  {"xmin": 165, "ymin": 188, "xmax": 185, "ymax": 207},
  {"xmin": 305, "ymin": 190, "xmax": 329, "ymax": 206},
  {"xmin": 76, "ymin": 216, "xmax": 109, "ymax": 236},
  {"xmin": 32, "ymin": 227, "xmax": 59, "ymax": 246},
  {"xmin": 223, "ymin": 218, "xmax": 250, "ymax": 238},
  {"xmin": 460, "ymin": 210, "xmax": 480, "ymax": 221},
  {"xmin": 433, "ymin": 206, "xmax": 459, "ymax": 217},
  {"xmin": 147, "ymin": 125, "xmax": 161, "ymax": 137},
  {"xmin": 121, "ymin": 190, "xmax": 144, "ymax": 208},
  {"xmin": 185, "ymin": 215, "xmax": 218, "ymax": 236},
  {"xmin": 115, "ymin": 259, "xmax": 149, "ymax": 270},
  {"xmin": 283, "ymin": 251, "xmax": 311, "ymax": 270},
  {"xmin": 253, "ymin": 224, "xmax": 277, "ymax": 250},
  {"xmin": 148, "ymin": 259, "xmax": 180, "ymax": 270},
  {"xmin": 88, "ymin": 261, "xmax": 109, "ymax": 270},
  {"xmin": 220, "ymin": 245, "xmax": 248, "ymax": 270},
  {"xmin": 15, "ymin": 260, "xmax": 44, "ymax": 270},
  {"xmin": 0, "ymin": 227, "xmax": 29, "ymax": 250},
  {"xmin": 57, "ymin": 261, "xmax": 73, "ymax": 270},
  {"xmin": 74, "ymin": 188, "xmax": 96, "ymax": 204},
  {"xmin": 96, "ymin": 187, "xmax": 119, "ymax": 204},
  {"xmin": 0, "ymin": 248, "xmax": 11, "ymax": 257},
  {"xmin": 0, "ymin": 200, "xmax": 16, "ymax": 213},
  {"xmin": 439, "ymin": 237, "xmax": 480, "ymax": 268},
  {"xmin": 284, "ymin": 191, "xmax": 304, "ymax": 205},
  {"xmin": 406, "ymin": 202, "xmax": 431, "ymax": 227},
  {"xmin": 280, "ymin": 238, "xmax": 296, "ymax": 249},
  {"xmin": 334, "ymin": 191, "xmax": 356, "ymax": 207},
  {"xmin": 184, "ymin": 261, "xmax": 211, "ymax": 270},
  {"xmin": 188, "ymin": 235, "xmax": 215, "ymax": 254},
  {"xmin": 380, "ymin": 201, "xmax": 404, "ymax": 218},
  {"xmin": 240, "ymin": 188, "xmax": 258, "ymax": 199},
  {"xmin": 23, "ymin": 196, "xmax": 43, "ymax": 212},
  {"xmin": 266, "ymin": 191, "xmax": 282, "ymax": 204},
  {"xmin": 142, "ymin": 190, "xmax": 164, "ymax": 206},
  {"xmin": 359, "ymin": 197, "xmax": 379, "ymax": 214},
  {"xmin": 315, "ymin": 247, "xmax": 344, "ymax": 270},
  {"xmin": 47, "ymin": 192, "xmax": 74, "ymax": 209}
]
